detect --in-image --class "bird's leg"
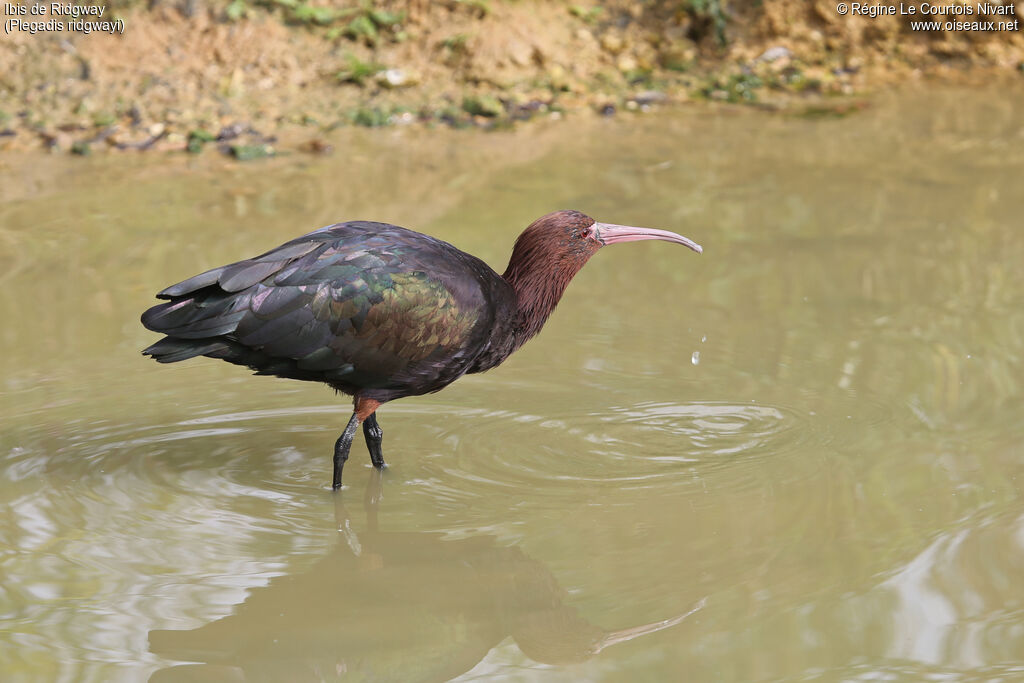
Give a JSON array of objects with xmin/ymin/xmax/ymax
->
[
  {"xmin": 362, "ymin": 412, "xmax": 386, "ymax": 470},
  {"xmin": 332, "ymin": 413, "xmax": 360, "ymax": 491},
  {"xmin": 333, "ymin": 397, "xmax": 382, "ymax": 490}
]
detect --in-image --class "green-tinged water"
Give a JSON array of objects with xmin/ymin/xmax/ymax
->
[{"xmin": 1, "ymin": 86, "xmax": 1023, "ymax": 682}]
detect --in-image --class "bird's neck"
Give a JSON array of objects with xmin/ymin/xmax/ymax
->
[{"xmin": 501, "ymin": 253, "xmax": 588, "ymax": 347}]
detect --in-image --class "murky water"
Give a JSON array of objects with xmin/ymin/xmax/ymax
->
[{"xmin": 2, "ymin": 86, "xmax": 1023, "ymax": 681}]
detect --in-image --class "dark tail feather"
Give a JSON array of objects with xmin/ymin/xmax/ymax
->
[
  {"xmin": 143, "ymin": 337, "xmax": 230, "ymax": 363},
  {"xmin": 141, "ymin": 295, "xmax": 248, "ymax": 339}
]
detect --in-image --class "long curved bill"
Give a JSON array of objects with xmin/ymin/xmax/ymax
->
[{"xmin": 593, "ymin": 222, "xmax": 703, "ymax": 254}]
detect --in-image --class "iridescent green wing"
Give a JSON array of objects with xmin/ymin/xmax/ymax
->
[{"xmin": 144, "ymin": 222, "xmax": 491, "ymax": 390}]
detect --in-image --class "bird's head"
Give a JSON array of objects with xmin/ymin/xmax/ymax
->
[
  {"xmin": 508, "ymin": 210, "xmax": 702, "ymax": 276},
  {"xmin": 501, "ymin": 209, "xmax": 702, "ymax": 346}
]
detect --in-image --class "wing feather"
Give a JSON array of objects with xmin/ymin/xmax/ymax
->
[
  {"xmin": 157, "ymin": 267, "xmax": 223, "ymax": 299},
  {"xmin": 143, "ymin": 221, "xmax": 495, "ymax": 395},
  {"xmin": 219, "ymin": 260, "xmax": 288, "ymax": 292}
]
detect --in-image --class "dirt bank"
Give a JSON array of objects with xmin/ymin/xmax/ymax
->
[{"xmin": 1, "ymin": 0, "xmax": 1021, "ymax": 156}]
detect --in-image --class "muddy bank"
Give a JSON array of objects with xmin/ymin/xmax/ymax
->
[{"xmin": 1, "ymin": 0, "xmax": 1021, "ymax": 156}]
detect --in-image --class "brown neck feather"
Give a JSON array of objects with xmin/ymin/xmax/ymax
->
[{"xmin": 501, "ymin": 230, "xmax": 597, "ymax": 347}]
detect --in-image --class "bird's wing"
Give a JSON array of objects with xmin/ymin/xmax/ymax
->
[{"xmin": 142, "ymin": 223, "xmax": 492, "ymax": 390}]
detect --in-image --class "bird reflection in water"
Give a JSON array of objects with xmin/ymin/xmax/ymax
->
[{"xmin": 149, "ymin": 472, "xmax": 705, "ymax": 681}]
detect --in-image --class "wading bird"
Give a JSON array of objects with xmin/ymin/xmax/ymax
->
[{"xmin": 142, "ymin": 211, "xmax": 701, "ymax": 489}]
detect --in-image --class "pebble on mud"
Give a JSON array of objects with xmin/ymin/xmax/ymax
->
[
  {"xmin": 299, "ymin": 138, "xmax": 333, "ymax": 155},
  {"xmin": 377, "ymin": 69, "xmax": 420, "ymax": 89},
  {"xmin": 601, "ymin": 34, "xmax": 625, "ymax": 55}
]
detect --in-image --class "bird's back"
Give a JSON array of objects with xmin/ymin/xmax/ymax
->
[{"xmin": 142, "ymin": 222, "xmax": 512, "ymax": 401}]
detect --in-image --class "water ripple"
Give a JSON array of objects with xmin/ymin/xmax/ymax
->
[{"xmin": 422, "ymin": 400, "xmax": 824, "ymax": 501}]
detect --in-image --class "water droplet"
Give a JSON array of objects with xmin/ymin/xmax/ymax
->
[{"xmin": 691, "ymin": 351, "xmax": 700, "ymax": 365}]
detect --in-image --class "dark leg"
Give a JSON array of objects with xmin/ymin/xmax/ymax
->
[
  {"xmin": 333, "ymin": 413, "xmax": 360, "ymax": 490},
  {"xmin": 362, "ymin": 413, "xmax": 386, "ymax": 469}
]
